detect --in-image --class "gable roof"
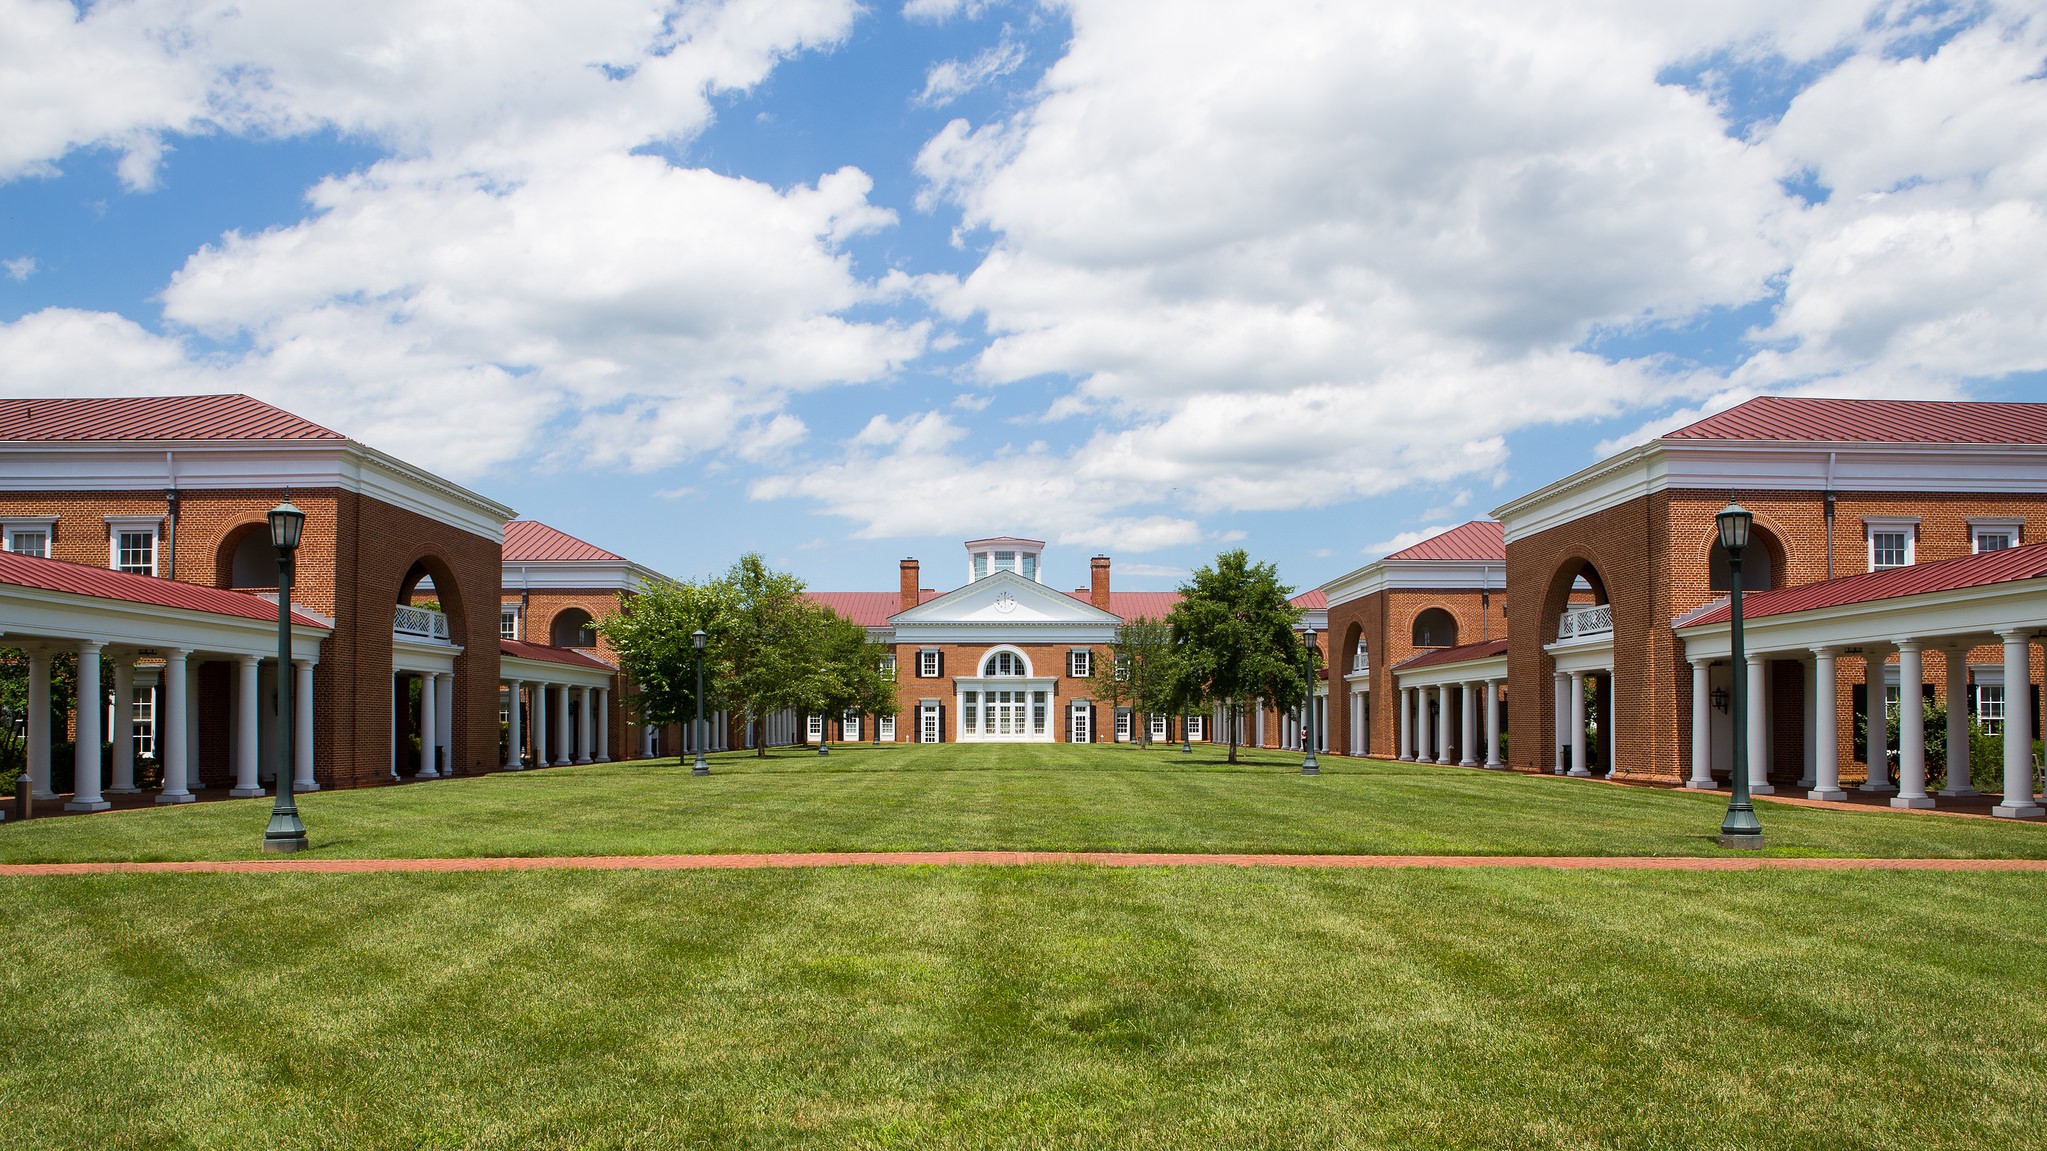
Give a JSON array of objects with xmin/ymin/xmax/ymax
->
[
  {"xmin": 503, "ymin": 520, "xmax": 626, "ymax": 563},
  {"xmin": 0, "ymin": 550, "xmax": 330, "ymax": 628},
  {"xmin": 1678, "ymin": 543, "xmax": 2047, "ymax": 628},
  {"xmin": 1384, "ymin": 520, "xmax": 1506, "ymax": 562},
  {"xmin": 1667, "ymin": 396, "xmax": 2047, "ymax": 446},
  {"xmin": 0, "ymin": 394, "xmax": 347, "ymax": 442}
]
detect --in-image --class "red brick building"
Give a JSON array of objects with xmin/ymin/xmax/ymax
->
[{"xmin": 0, "ymin": 394, "xmax": 513, "ymax": 791}]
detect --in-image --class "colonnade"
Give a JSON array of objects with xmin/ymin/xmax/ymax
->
[
  {"xmin": 501, "ymin": 679, "xmax": 610, "ymax": 769},
  {"xmin": 19, "ymin": 644, "xmax": 316, "ymax": 810},
  {"xmin": 1684, "ymin": 631, "xmax": 2046, "ymax": 818},
  {"xmin": 1395, "ymin": 678, "xmax": 1505, "ymax": 770}
]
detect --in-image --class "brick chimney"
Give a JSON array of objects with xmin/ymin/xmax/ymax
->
[
  {"xmin": 900, "ymin": 558, "xmax": 921, "ymax": 612},
  {"xmin": 1089, "ymin": 554, "xmax": 1111, "ymax": 612}
]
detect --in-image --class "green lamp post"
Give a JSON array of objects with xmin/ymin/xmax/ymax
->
[{"xmin": 691, "ymin": 629, "xmax": 709, "ymax": 776}]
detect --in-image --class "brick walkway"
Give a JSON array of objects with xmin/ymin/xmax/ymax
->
[{"xmin": 3, "ymin": 851, "xmax": 2044, "ymax": 877}]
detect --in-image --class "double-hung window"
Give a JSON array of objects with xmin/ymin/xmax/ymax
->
[
  {"xmin": 110, "ymin": 522, "xmax": 159, "ymax": 576},
  {"xmin": 1863, "ymin": 517, "xmax": 1917, "ymax": 572},
  {"xmin": 2, "ymin": 516, "xmax": 56, "ymax": 558},
  {"xmin": 1971, "ymin": 518, "xmax": 2023, "ymax": 554},
  {"xmin": 1068, "ymin": 649, "xmax": 1092, "ymax": 678},
  {"xmin": 500, "ymin": 608, "xmax": 521, "ymax": 640},
  {"xmin": 918, "ymin": 649, "xmax": 940, "ymax": 678}
]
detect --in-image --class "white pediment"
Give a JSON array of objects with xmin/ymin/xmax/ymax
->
[{"xmin": 893, "ymin": 569, "xmax": 1119, "ymax": 626}]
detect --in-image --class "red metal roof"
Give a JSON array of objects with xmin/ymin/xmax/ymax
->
[
  {"xmin": 1666, "ymin": 396, "xmax": 2047, "ymax": 445},
  {"xmin": 0, "ymin": 551, "xmax": 330, "ymax": 627},
  {"xmin": 809, "ymin": 590, "xmax": 938, "ymax": 627},
  {"xmin": 502, "ymin": 521, "xmax": 626, "ymax": 563},
  {"xmin": 1679, "ymin": 543, "xmax": 2047, "ymax": 628},
  {"xmin": 1390, "ymin": 637, "xmax": 1510, "ymax": 672},
  {"xmin": 1066, "ymin": 590, "xmax": 1181, "ymax": 620},
  {"xmin": 1384, "ymin": 521, "xmax": 1506, "ymax": 562},
  {"xmin": 500, "ymin": 638, "xmax": 615, "ymax": 670},
  {"xmin": 0, "ymin": 394, "xmax": 346, "ymax": 442},
  {"xmin": 1290, "ymin": 589, "xmax": 1327, "ymax": 610}
]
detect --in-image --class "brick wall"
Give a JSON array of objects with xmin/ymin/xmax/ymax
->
[{"xmin": 1325, "ymin": 586, "xmax": 1505, "ymax": 758}]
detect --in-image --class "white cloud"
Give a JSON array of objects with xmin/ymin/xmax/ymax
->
[
  {"xmin": 917, "ymin": 36, "xmax": 1026, "ymax": 107},
  {"xmin": 0, "ymin": 0, "xmax": 930, "ymax": 482},
  {"xmin": 1117, "ymin": 562, "xmax": 1189, "ymax": 578},
  {"xmin": 1362, "ymin": 525, "xmax": 1460, "ymax": 558},
  {"xmin": 2, "ymin": 257, "xmax": 35, "ymax": 281},
  {"xmin": 902, "ymin": 0, "xmax": 999, "ymax": 22}
]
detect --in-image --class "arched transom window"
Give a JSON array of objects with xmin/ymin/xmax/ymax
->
[{"xmin": 982, "ymin": 650, "xmax": 1028, "ymax": 676}]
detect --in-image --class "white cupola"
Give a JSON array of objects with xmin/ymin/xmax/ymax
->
[{"xmin": 965, "ymin": 536, "xmax": 1045, "ymax": 583}]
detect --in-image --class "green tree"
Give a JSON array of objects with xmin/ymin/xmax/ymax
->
[
  {"xmin": 1114, "ymin": 615, "xmax": 1177, "ymax": 749},
  {"xmin": 794, "ymin": 609, "xmax": 898, "ymax": 750},
  {"xmin": 715, "ymin": 553, "xmax": 822, "ymax": 757},
  {"xmin": 1167, "ymin": 550, "xmax": 1306, "ymax": 763},
  {"xmin": 599, "ymin": 577, "xmax": 729, "ymax": 731}
]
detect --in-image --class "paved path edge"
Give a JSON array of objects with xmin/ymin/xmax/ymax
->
[{"xmin": 3, "ymin": 851, "xmax": 2046, "ymax": 876}]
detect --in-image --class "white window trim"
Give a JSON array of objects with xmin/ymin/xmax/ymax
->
[
  {"xmin": 500, "ymin": 606, "xmax": 522, "ymax": 640},
  {"xmin": 106, "ymin": 515, "xmax": 163, "ymax": 576},
  {"xmin": 1115, "ymin": 708, "xmax": 1132, "ymax": 742},
  {"xmin": 2, "ymin": 515, "xmax": 57, "ymax": 556},
  {"xmin": 1968, "ymin": 517, "xmax": 2024, "ymax": 553},
  {"xmin": 1862, "ymin": 517, "xmax": 1918, "ymax": 572},
  {"xmin": 1068, "ymin": 648, "xmax": 1092, "ymax": 678},
  {"xmin": 918, "ymin": 648, "xmax": 940, "ymax": 678},
  {"xmin": 878, "ymin": 714, "xmax": 896, "ymax": 741}
]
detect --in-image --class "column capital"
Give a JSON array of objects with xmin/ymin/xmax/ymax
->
[
  {"xmin": 1997, "ymin": 627, "xmax": 2034, "ymax": 643},
  {"xmin": 76, "ymin": 637, "xmax": 105, "ymax": 653},
  {"xmin": 238, "ymin": 652, "xmax": 259, "ymax": 666},
  {"xmin": 1809, "ymin": 645, "xmax": 1838, "ymax": 660},
  {"xmin": 1893, "ymin": 637, "xmax": 1922, "ymax": 654}
]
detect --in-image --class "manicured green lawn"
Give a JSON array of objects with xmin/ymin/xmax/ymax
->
[
  {"xmin": 3, "ymin": 865, "xmax": 2043, "ymax": 1149},
  {"xmin": 3, "ymin": 743, "xmax": 2045, "ymax": 863}
]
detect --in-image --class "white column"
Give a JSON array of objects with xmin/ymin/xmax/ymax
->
[
  {"xmin": 532, "ymin": 685, "xmax": 549, "ymax": 767},
  {"xmin": 155, "ymin": 649, "xmax": 193, "ymax": 804},
  {"xmin": 1484, "ymin": 680, "xmax": 1504, "ymax": 769},
  {"xmin": 554, "ymin": 682, "xmax": 572, "ymax": 765},
  {"xmin": 231, "ymin": 654, "xmax": 264, "ymax": 796},
  {"xmin": 1687, "ymin": 658, "xmax": 1716, "ymax": 789},
  {"xmin": 415, "ymin": 672, "xmax": 439, "ymax": 779},
  {"xmin": 294, "ymin": 661, "xmax": 317, "ymax": 793},
  {"xmin": 108, "ymin": 656, "xmax": 138, "ymax": 794},
  {"xmin": 1892, "ymin": 641, "xmax": 1932, "ymax": 808},
  {"xmin": 505, "ymin": 680, "xmax": 525, "ymax": 769},
  {"xmin": 1414, "ymin": 686, "xmax": 1432, "ymax": 762},
  {"xmin": 596, "ymin": 688, "xmax": 611, "ymax": 762},
  {"xmin": 1567, "ymin": 671, "xmax": 1589, "ymax": 776},
  {"xmin": 1397, "ymin": 687, "xmax": 1413, "ymax": 760},
  {"xmin": 1746, "ymin": 653, "xmax": 1773, "ymax": 795},
  {"xmin": 1458, "ymin": 682, "xmax": 1478, "ymax": 766},
  {"xmin": 436, "ymin": 671, "xmax": 454, "ymax": 777},
  {"xmin": 390, "ymin": 673, "xmax": 399, "ymax": 779},
  {"xmin": 1940, "ymin": 647, "xmax": 1973, "ymax": 797},
  {"xmin": 26, "ymin": 649, "xmax": 53, "ymax": 800},
  {"xmin": 1810, "ymin": 647, "xmax": 1845, "ymax": 801},
  {"xmin": 576, "ymin": 687, "xmax": 593, "ymax": 764},
  {"xmin": 1861, "ymin": 649, "xmax": 1892, "ymax": 792},
  {"xmin": 1799, "ymin": 655, "xmax": 1818, "ymax": 790},
  {"xmin": 66, "ymin": 640, "xmax": 109, "ymax": 811},
  {"xmin": 1993, "ymin": 630, "xmax": 2042, "ymax": 817},
  {"xmin": 1552, "ymin": 671, "xmax": 1568, "ymax": 774}
]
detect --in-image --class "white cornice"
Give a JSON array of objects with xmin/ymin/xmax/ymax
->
[
  {"xmin": 1675, "ymin": 576, "xmax": 2047, "ymax": 659},
  {"xmin": 0, "ymin": 440, "xmax": 515, "ymax": 541},
  {"xmin": 1492, "ymin": 438, "xmax": 2047, "ymax": 546},
  {"xmin": 501, "ymin": 559, "xmax": 662, "ymax": 594},
  {"xmin": 1319, "ymin": 558, "xmax": 1506, "ymax": 608}
]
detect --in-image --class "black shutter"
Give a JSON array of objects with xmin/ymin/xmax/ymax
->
[
  {"xmin": 936, "ymin": 651, "xmax": 945, "ymax": 679},
  {"xmin": 1852, "ymin": 682, "xmax": 1868, "ymax": 761}
]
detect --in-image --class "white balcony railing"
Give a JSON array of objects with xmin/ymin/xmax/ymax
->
[
  {"xmin": 1557, "ymin": 603, "xmax": 1613, "ymax": 641},
  {"xmin": 1351, "ymin": 643, "xmax": 1370, "ymax": 674},
  {"xmin": 394, "ymin": 604, "xmax": 451, "ymax": 643}
]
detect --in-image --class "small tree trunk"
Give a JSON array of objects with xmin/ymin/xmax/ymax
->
[
  {"xmin": 755, "ymin": 715, "xmax": 767, "ymax": 757},
  {"xmin": 1228, "ymin": 703, "xmax": 1240, "ymax": 764}
]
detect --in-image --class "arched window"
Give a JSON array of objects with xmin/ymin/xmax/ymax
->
[
  {"xmin": 1412, "ymin": 608, "xmax": 1458, "ymax": 648},
  {"xmin": 982, "ymin": 650, "xmax": 1027, "ymax": 676},
  {"xmin": 1708, "ymin": 539, "xmax": 1776, "ymax": 592},
  {"xmin": 551, "ymin": 608, "xmax": 597, "ymax": 647}
]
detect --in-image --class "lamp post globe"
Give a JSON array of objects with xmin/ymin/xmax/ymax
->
[
  {"xmin": 691, "ymin": 629, "xmax": 709, "ymax": 776},
  {"xmin": 1716, "ymin": 499, "xmax": 1764, "ymax": 849},
  {"xmin": 1300, "ymin": 626, "xmax": 1321, "ymax": 776},
  {"xmin": 262, "ymin": 497, "xmax": 309, "ymax": 854}
]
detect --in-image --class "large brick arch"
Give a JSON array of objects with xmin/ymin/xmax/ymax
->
[{"xmin": 1689, "ymin": 514, "xmax": 1792, "ymax": 594}]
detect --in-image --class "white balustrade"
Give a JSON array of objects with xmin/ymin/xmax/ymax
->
[
  {"xmin": 393, "ymin": 604, "xmax": 451, "ymax": 642},
  {"xmin": 1557, "ymin": 604, "xmax": 1614, "ymax": 641}
]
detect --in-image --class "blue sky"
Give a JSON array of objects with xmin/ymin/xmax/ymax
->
[{"xmin": 3, "ymin": 0, "xmax": 2045, "ymax": 597}]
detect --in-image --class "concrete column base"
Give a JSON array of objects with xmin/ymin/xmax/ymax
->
[
  {"xmin": 1750, "ymin": 783, "xmax": 1776, "ymax": 795},
  {"xmin": 1808, "ymin": 788, "xmax": 1848, "ymax": 801},
  {"xmin": 293, "ymin": 781, "xmax": 321, "ymax": 793},
  {"xmin": 505, "ymin": 762, "xmax": 527, "ymax": 772},
  {"xmin": 1859, "ymin": 781, "xmax": 1896, "ymax": 794},
  {"xmin": 1567, "ymin": 767, "xmax": 1591, "ymax": 777},
  {"xmin": 1993, "ymin": 802, "xmax": 2044, "ymax": 819},
  {"xmin": 1458, "ymin": 757, "xmax": 1477, "ymax": 767},
  {"xmin": 106, "ymin": 785, "xmax": 142, "ymax": 795},
  {"xmin": 1938, "ymin": 786, "xmax": 1975, "ymax": 797},
  {"xmin": 155, "ymin": 792, "xmax": 195, "ymax": 805},
  {"xmin": 1891, "ymin": 795, "xmax": 1935, "ymax": 809},
  {"xmin": 414, "ymin": 769, "xmax": 440, "ymax": 781},
  {"xmin": 64, "ymin": 798, "xmax": 111, "ymax": 812},
  {"xmin": 1718, "ymin": 833, "xmax": 1766, "ymax": 850},
  {"xmin": 1684, "ymin": 780, "xmax": 1719, "ymax": 790},
  {"xmin": 229, "ymin": 786, "xmax": 266, "ymax": 798},
  {"xmin": 1483, "ymin": 762, "xmax": 1507, "ymax": 771}
]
